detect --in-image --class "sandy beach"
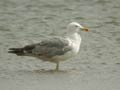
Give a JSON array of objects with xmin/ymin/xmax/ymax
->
[{"xmin": 0, "ymin": 0, "xmax": 120, "ymax": 90}]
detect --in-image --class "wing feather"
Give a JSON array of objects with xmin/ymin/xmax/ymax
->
[{"xmin": 24, "ymin": 37, "xmax": 72, "ymax": 58}]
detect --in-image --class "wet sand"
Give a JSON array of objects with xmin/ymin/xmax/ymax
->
[{"xmin": 0, "ymin": 0, "xmax": 120, "ymax": 90}]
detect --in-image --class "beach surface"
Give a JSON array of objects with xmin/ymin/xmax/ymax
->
[{"xmin": 0, "ymin": 0, "xmax": 120, "ymax": 90}]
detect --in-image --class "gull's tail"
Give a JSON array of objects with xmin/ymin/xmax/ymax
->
[
  {"xmin": 8, "ymin": 45, "xmax": 35, "ymax": 56},
  {"xmin": 8, "ymin": 48, "xmax": 25, "ymax": 56}
]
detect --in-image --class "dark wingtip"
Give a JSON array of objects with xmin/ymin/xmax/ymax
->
[
  {"xmin": 8, "ymin": 48, "xmax": 16, "ymax": 53},
  {"xmin": 8, "ymin": 50, "xmax": 15, "ymax": 53},
  {"xmin": 8, "ymin": 47, "xmax": 25, "ymax": 56},
  {"xmin": 9, "ymin": 48, "xmax": 17, "ymax": 50}
]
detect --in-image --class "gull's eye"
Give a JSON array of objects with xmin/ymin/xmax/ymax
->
[{"xmin": 75, "ymin": 25, "xmax": 78, "ymax": 27}]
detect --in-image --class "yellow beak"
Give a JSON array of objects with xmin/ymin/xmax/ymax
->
[{"xmin": 82, "ymin": 27, "xmax": 89, "ymax": 32}]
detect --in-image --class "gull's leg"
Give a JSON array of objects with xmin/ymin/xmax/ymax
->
[{"xmin": 55, "ymin": 62, "xmax": 59, "ymax": 71}]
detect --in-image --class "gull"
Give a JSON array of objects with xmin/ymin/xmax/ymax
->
[{"xmin": 8, "ymin": 22, "xmax": 88, "ymax": 71}]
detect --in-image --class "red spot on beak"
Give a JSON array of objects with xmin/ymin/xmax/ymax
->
[{"xmin": 82, "ymin": 27, "xmax": 89, "ymax": 32}]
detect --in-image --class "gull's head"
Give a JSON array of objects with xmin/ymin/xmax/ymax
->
[{"xmin": 67, "ymin": 22, "xmax": 88, "ymax": 32}]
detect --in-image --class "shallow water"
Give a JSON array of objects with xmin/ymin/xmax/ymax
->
[{"xmin": 0, "ymin": 0, "xmax": 120, "ymax": 90}]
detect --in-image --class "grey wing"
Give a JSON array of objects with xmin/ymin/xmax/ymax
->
[{"xmin": 29, "ymin": 37, "xmax": 72, "ymax": 58}]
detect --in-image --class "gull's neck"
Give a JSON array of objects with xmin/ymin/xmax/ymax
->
[
  {"xmin": 65, "ymin": 31, "xmax": 82, "ymax": 53},
  {"xmin": 66, "ymin": 32, "xmax": 81, "ymax": 41}
]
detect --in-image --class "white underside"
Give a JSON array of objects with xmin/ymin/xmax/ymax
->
[
  {"xmin": 50, "ymin": 33, "xmax": 81, "ymax": 62},
  {"xmin": 36, "ymin": 32, "xmax": 81, "ymax": 63}
]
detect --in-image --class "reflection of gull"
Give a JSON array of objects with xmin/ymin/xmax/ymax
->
[{"xmin": 8, "ymin": 22, "xmax": 88, "ymax": 71}]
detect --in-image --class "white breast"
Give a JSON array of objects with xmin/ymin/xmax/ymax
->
[
  {"xmin": 69, "ymin": 33, "xmax": 81, "ymax": 53},
  {"xmin": 52, "ymin": 33, "xmax": 81, "ymax": 62}
]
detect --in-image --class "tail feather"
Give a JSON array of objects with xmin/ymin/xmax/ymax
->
[
  {"xmin": 8, "ymin": 44, "xmax": 35, "ymax": 56},
  {"xmin": 8, "ymin": 48, "xmax": 24, "ymax": 56}
]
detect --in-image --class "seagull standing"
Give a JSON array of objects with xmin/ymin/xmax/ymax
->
[{"xmin": 8, "ymin": 22, "xmax": 88, "ymax": 71}]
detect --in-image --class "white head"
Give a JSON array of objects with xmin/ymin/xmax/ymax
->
[{"xmin": 67, "ymin": 22, "xmax": 88, "ymax": 33}]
